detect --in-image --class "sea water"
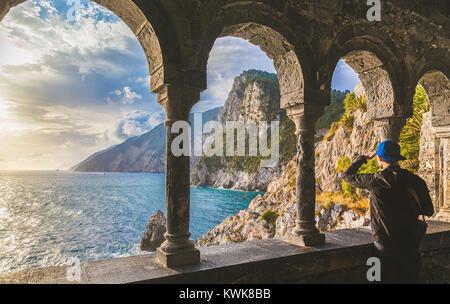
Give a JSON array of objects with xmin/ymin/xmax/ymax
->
[{"xmin": 0, "ymin": 171, "xmax": 262, "ymax": 274}]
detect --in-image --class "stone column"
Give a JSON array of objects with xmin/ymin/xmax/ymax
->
[
  {"xmin": 286, "ymin": 104, "xmax": 325, "ymax": 246},
  {"xmin": 374, "ymin": 117, "xmax": 406, "ymax": 142},
  {"xmin": 156, "ymin": 85, "xmax": 200, "ymax": 267}
]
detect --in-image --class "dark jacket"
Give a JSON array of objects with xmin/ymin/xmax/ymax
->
[{"xmin": 342, "ymin": 156, "xmax": 434, "ymax": 251}]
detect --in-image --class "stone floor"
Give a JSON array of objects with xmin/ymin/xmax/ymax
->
[{"xmin": 0, "ymin": 221, "xmax": 449, "ymax": 284}]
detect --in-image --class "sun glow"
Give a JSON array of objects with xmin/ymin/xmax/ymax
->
[
  {"xmin": 0, "ymin": 25, "xmax": 38, "ymax": 66},
  {"xmin": 0, "ymin": 98, "xmax": 27, "ymax": 135}
]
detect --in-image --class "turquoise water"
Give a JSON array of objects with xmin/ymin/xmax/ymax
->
[{"xmin": 0, "ymin": 171, "xmax": 262, "ymax": 274}]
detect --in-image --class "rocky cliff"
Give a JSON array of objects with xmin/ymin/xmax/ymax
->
[
  {"xmin": 195, "ymin": 155, "xmax": 370, "ymax": 247},
  {"xmin": 315, "ymin": 109, "xmax": 378, "ymax": 192},
  {"xmin": 195, "ymin": 100, "xmax": 376, "ymax": 247},
  {"xmin": 191, "ymin": 70, "xmax": 296, "ymax": 191},
  {"xmin": 315, "ymin": 85, "xmax": 378, "ymax": 192}
]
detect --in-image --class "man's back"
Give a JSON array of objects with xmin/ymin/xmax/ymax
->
[{"xmin": 342, "ymin": 156, "xmax": 434, "ymax": 251}]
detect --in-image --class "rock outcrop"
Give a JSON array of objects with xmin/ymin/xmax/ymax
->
[
  {"xmin": 315, "ymin": 109, "xmax": 379, "ymax": 192},
  {"xmin": 140, "ymin": 210, "xmax": 166, "ymax": 251},
  {"xmin": 195, "ymin": 157, "xmax": 370, "ymax": 247},
  {"xmin": 191, "ymin": 70, "xmax": 296, "ymax": 191}
]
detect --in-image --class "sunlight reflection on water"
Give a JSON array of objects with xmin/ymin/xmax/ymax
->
[{"xmin": 0, "ymin": 171, "xmax": 262, "ymax": 274}]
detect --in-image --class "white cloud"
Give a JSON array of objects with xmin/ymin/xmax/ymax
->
[
  {"xmin": 122, "ymin": 86, "xmax": 142, "ymax": 104},
  {"xmin": 39, "ymin": 0, "xmax": 57, "ymax": 14},
  {"xmin": 111, "ymin": 110, "xmax": 165, "ymax": 140},
  {"xmin": 0, "ymin": 0, "xmax": 160, "ymax": 170},
  {"xmin": 200, "ymin": 37, "xmax": 276, "ymax": 111},
  {"xmin": 135, "ymin": 75, "xmax": 150, "ymax": 87},
  {"xmin": 0, "ymin": 0, "xmax": 137, "ymax": 75}
]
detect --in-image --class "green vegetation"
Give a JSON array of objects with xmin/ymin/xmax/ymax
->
[
  {"xmin": 340, "ymin": 111, "xmax": 355, "ymax": 131},
  {"xmin": 336, "ymin": 156, "xmax": 352, "ymax": 173},
  {"xmin": 243, "ymin": 69, "xmax": 279, "ymax": 83},
  {"xmin": 331, "ymin": 86, "xmax": 429, "ymax": 174},
  {"xmin": 344, "ymin": 92, "xmax": 367, "ymax": 113},
  {"xmin": 360, "ymin": 158, "xmax": 380, "ymax": 174},
  {"xmin": 336, "ymin": 156, "xmax": 380, "ymax": 199},
  {"xmin": 260, "ymin": 210, "xmax": 279, "ymax": 226},
  {"xmin": 317, "ymin": 191, "xmax": 370, "ymax": 215},
  {"xmin": 341, "ymin": 180, "xmax": 356, "ymax": 197},
  {"xmin": 316, "ymin": 90, "xmax": 349, "ymax": 130},
  {"xmin": 315, "ymin": 87, "xmax": 429, "ymax": 215},
  {"xmin": 325, "ymin": 93, "xmax": 367, "ymax": 141},
  {"xmin": 200, "ymin": 155, "xmax": 223, "ymax": 173},
  {"xmin": 399, "ymin": 85, "xmax": 430, "ymax": 173},
  {"xmin": 279, "ymin": 117, "xmax": 297, "ymax": 164},
  {"xmin": 325, "ymin": 122, "xmax": 340, "ymax": 141}
]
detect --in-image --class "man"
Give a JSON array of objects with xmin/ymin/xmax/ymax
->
[{"xmin": 342, "ymin": 140, "xmax": 434, "ymax": 283}]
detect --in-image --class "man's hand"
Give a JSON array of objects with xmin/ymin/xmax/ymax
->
[{"xmin": 365, "ymin": 152, "xmax": 377, "ymax": 160}]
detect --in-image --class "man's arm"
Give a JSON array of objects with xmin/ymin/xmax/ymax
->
[{"xmin": 341, "ymin": 155, "xmax": 374, "ymax": 190}]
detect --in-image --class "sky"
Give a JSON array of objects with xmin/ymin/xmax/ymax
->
[{"xmin": 0, "ymin": 0, "xmax": 359, "ymax": 170}]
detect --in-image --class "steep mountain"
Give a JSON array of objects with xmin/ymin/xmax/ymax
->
[
  {"xmin": 190, "ymin": 70, "xmax": 297, "ymax": 191},
  {"xmin": 315, "ymin": 84, "xmax": 378, "ymax": 192},
  {"xmin": 71, "ymin": 107, "xmax": 221, "ymax": 173}
]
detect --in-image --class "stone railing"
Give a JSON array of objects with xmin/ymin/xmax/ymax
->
[{"xmin": 1, "ymin": 221, "xmax": 449, "ymax": 284}]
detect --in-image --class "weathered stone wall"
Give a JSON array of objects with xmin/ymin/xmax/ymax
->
[
  {"xmin": 419, "ymin": 112, "xmax": 438, "ymax": 205},
  {"xmin": 343, "ymin": 51, "xmax": 395, "ymax": 120},
  {"xmin": 420, "ymin": 71, "xmax": 450, "ymax": 128},
  {"xmin": 418, "ymin": 112, "xmax": 450, "ymax": 221}
]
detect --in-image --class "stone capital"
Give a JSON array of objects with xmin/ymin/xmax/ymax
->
[
  {"xmin": 151, "ymin": 65, "xmax": 207, "ymax": 94},
  {"xmin": 285, "ymin": 104, "xmax": 325, "ymax": 134},
  {"xmin": 435, "ymin": 125, "xmax": 450, "ymax": 139},
  {"xmin": 373, "ymin": 116, "xmax": 407, "ymax": 142},
  {"xmin": 157, "ymin": 85, "xmax": 201, "ymax": 121}
]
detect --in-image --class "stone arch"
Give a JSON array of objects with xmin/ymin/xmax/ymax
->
[
  {"xmin": 340, "ymin": 50, "xmax": 396, "ymax": 119},
  {"xmin": 1, "ymin": 0, "xmax": 173, "ymax": 93},
  {"xmin": 329, "ymin": 24, "xmax": 409, "ymax": 122},
  {"xmin": 199, "ymin": 3, "xmax": 318, "ymax": 108},
  {"xmin": 219, "ymin": 23, "xmax": 305, "ymax": 109}
]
